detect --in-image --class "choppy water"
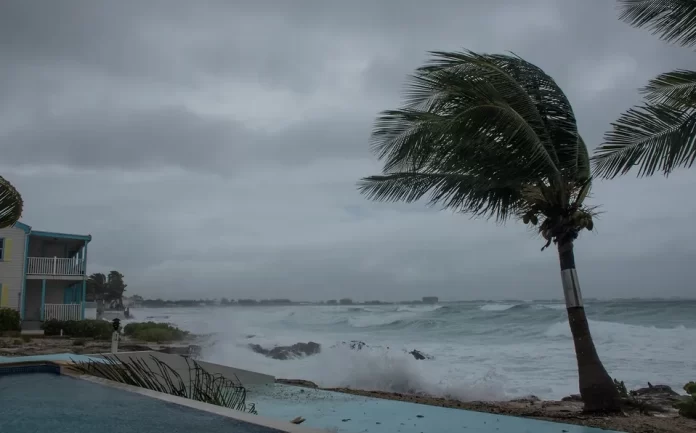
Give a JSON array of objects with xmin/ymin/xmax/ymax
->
[{"xmin": 128, "ymin": 300, "xmax": 695, "ymax": 401}]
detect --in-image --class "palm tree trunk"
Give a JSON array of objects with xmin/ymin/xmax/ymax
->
[{"xmin": 558, "ymin": 240, "xmax": 622, "ymax": 413}]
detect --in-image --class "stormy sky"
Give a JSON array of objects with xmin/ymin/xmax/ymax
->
[{"xmin": 1, "ymin": 0, "xmax": 694, "ymax": 301}]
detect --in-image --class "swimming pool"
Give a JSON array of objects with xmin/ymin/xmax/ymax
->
[
  {"xmin": 247, "ymin": 383, "xmax": 626, "ymax": 433},
  {"xmin": 0, "ymin": 373, "xmax": 294, "ymax": 433}
]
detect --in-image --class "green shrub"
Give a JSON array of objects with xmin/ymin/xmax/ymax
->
[
  {"xmin": 13, "ymin": 339, "xmax": 22, "ymax": 345},
  {"xmin": 21, "ymin": 335, "xmax": 32, "ymax": 343},
  {"xmin": 73, "ymin": 339, "xmax": 86, "ymax": 346},
  {"xmin": 675, "ymin": 381, "xmax": 696, "ymax": 419},
  {"xmin": 613, "ymin": 378, "xmax": 629, "ymax": 398},
  {"xmin": 41, "ymin": 319, "xmax": 112, "ymax": 340},
  {"xmin": 123, "ymin": 322, "xmax": 188, "ymax": 342},
  {"xmin": 0, "ymin": 308, "xmax": 21, "ymax": 332}
]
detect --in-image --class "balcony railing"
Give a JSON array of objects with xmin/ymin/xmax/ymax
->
[
  {"xmin": 44, "ymin": 303, "xmax": 82, "ymax": 321},
  {"xmin": 27, "ymin": 257, "xmax": 85, "ymax": 276}
]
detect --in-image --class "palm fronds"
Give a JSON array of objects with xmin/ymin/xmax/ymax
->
[
  {"xmin": 594, "ymin": 103, "xmax": 696, "ymax": 177},
  {"xmin": 360, "ymin": 50, "xmax": 589, "ymax": 227},
  {"xmin": 643, "ymin": 69, "xmax": 696, "ymax": 107},
  {"xmin": 594, "ymin": 1, "xmax": 696, "ymax": 178},
  {"xmin": 70, "ymin": 354, "xmax": 257, "ymax": 414},
  {"xmin": 0, "ymin": 175, "xmax": 23, "ymax": 229},
  {"xmin": 618, "ymin": 0, "xmax": 696, "ymax": 47}
]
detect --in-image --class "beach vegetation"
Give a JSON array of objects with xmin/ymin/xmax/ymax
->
[
  {"xmin": 358, "ymin": 50, "xmax": 622, "ymax": 412},
  {"xmin": 675, "ymin": 381, "xmax": 696, "ymax": 419},
  {"xmin": 71, "ymin": 354, "xmax": 256, "ymax": 414},
  {"xmin": 123, "ymin": 321, "xmax": 189, "ymax": 342},
  {"xmin": 593, "ymin": 0, "xmax": 696, "ymax": 178},
  {"xmin": 41, "ymin": 319, "xmax": 112, "ymax": 340},
  {"xmin": 0, "ymin": 308, "xmax": 21, "ymax": 332}
]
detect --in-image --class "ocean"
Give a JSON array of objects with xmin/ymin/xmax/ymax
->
[{"xmin": 128, "ymin": 300, "xmax": 695, "ymax": 401}]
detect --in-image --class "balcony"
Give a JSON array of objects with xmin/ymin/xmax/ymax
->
[{"xmin": 27, "ymin": 257, "xmax": 86, "ymax": 278}]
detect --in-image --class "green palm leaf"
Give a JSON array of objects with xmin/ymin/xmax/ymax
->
[
  {"xmin": 358, "ymin": 172, "xmax": 522, "ymax": 221},
  {"xmin": 618, "ymin": 0, "xmax": 696, "ymax": 47},
  {"xmin": 0, "ymin": 175, "xmax": 23, "ymax": 229},
  {"xmin": 594, "ymin": 103, "xmax": 696, "ymax": 177},
  {"xmin": 593, "ymin": 2, "xmax": 696, "ymax": 178},
  {"xmin": 360, "ymin": 50, "xmax": 590, "ymax": 225},
  {"xmin": 643, "ymin": 69, "xmax": 696, "ymax": 107}
]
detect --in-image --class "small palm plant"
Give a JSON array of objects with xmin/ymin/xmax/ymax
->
[
  {"xmin": 358, "ymin": 50, "xmax": 622, "ymax": 412},
  {"xmin": 71, "ymin": 354, "xmax": 257, "ymax": 414},
  {"xmin": 593, "ymin": 0, "xmax": 696, "ymax": 178}
]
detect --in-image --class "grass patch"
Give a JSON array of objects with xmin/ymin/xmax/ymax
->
[{"xmin": 123, "ymin": 322, "xmax": 189, "ymax": 343}]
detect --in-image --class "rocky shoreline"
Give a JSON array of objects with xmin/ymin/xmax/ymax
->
[
  {"xmin": 275, "ymin": 379, "xmax": 696, "ymax": 433},
  {"xmin": 0, "ymin": 335, "xmax": 203, "ymax": 358}
]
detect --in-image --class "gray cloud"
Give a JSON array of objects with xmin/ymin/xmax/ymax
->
[{"xmin": 1, "ymin": 0, "xmax": 695, "ymax": 301}]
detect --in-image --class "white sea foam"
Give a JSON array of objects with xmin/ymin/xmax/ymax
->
[
  {"xmin": 479, "ymin": 303, "xmax": 518, "ymax": 311},
  {"xmin": 131, "ymin": 301, "xmax": 696, "ymax": 400}
]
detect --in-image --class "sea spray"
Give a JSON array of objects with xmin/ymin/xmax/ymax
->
[{"xmin": 128, "ymin": 299, "xmax": 696, "ymax": 400}]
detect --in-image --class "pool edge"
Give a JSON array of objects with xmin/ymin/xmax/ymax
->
[{"xmin": 68, "ymin": 372, "xmax": 327, "ymax": 433}]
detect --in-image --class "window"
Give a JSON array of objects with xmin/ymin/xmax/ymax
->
[{"xmin": 0, "ymin": 238, "xmax": 4, "ymax": 260}]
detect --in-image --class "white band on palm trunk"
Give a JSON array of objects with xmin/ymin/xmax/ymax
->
[{"xmin": 561, "ymin": 268, "xmax": 583, "ymax": 308}]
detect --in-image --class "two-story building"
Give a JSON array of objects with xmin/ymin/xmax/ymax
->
[{"xmin": 0, "ymin": 221, "xmax": 91, "ymax": 328}]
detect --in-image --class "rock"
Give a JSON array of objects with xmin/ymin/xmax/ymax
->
[
  {"xmin": 249, "ymin": 342, "xmax": 321, "ymax": 360},
  {"xmin": 631, "ymin": 384, "xmax": 680, "ymax": 397},
  {"xmin": 627, "ymin": 384, "xmax": 683, "ymax": 414},
  {"xmin": 332, "ymin": 340, "xmax": 367, "ymax": 350},
  {"xmin": 511, "ymin": 395, "xmax": 541, "ymax": 404},
  {"xmin": 276, "ymin": 378, "xmax": 319, "ymax": 389},
  {"xmin": 290, "ymin": 417, "xmax": 305, "ymax": 424},
  {"xmin": 561, "ymin": 394, "xmax": 582, "ymax": 402},
  {"xmin": 408, "ymin": 349, "xmax": 433, "ymax": 360}
]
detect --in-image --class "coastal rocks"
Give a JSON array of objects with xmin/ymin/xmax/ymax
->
[
  {"xmin": 249, "ymin": 342, "xmax": 321, "ymax": 360},
  {"xmin": 332, "ymin": 341, "xmax": 433, "ymax": 360},
  {"xmin": 332, "ymin": 340, "xmax": 368, "ymax": 350},
  {"xmin": 561, "ymin": 394, "xmax": 582, "ymax": 402},
  {"xmin": 511, "ymin": 395, "xmax": 541, "ymax": 405},
  {"xmin": 562, "ymin": 384, "xmax": 686, "ymax": 414},
  {"xmin": 276, "ymin": 378, "xmax": 319, "ymax": 389},
  {"xmin": 627, "ymin": 384, "xmax": 685, "ymax": 413},
  {"xmin": 408, "ymin": 349, "xmax": 433, "ymax": 360}
]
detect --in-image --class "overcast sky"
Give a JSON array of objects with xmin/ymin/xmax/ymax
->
[{"xmin": 1, "ymin": 0, "xmax": 694, "ymax": 301}]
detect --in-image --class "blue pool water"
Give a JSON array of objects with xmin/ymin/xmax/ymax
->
[
  {"xmin": 0, "ymin": 353, "xmax": 109, "ymax": 364},
  {"xmin": 0, "ymin": 373, "xmax": 284, "ymax": 433},
  {"xmin": 249, "ymin": 384, "xmax": 625, "ymax": 433}
]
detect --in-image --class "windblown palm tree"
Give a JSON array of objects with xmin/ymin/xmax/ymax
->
[
  {"xmin": 0, "ymin": 175, "xmax": 23, "ymax": 228},
  {"xmin": 593, "ymin": 0, "xmax": 696, "ymax": 178},
  {"xmin": 358, "ymin": 50, "xmax": 622, "ymax": 412}
]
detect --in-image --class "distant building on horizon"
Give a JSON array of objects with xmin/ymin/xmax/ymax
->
[
  {"xmin": 339, "ymin": 298, "xmax": 353, "ymax": 305},
  {"xmin": 422, "ymin": 296, "xmax": 439, "ymax": 304}
]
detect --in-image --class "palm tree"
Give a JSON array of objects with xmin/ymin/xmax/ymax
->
[
  {"xmin": 358, "ymin": 50, "xmax": 622, "ymax": 412},
  {"xmin": 87, "ymin": 273, "xmax": 108, "ymax": 302},
  {"xmin": 0, "ymin": 175, "xmax": 23, "ymax": 229},
  {"xmin": 593, "ymin": 0, "xmax": 696, "ymax": 178}
]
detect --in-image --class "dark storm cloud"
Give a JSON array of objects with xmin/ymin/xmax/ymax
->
[{"xmin": 1, "ymin": 0, "xmax": 695, "ymax": 301}]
